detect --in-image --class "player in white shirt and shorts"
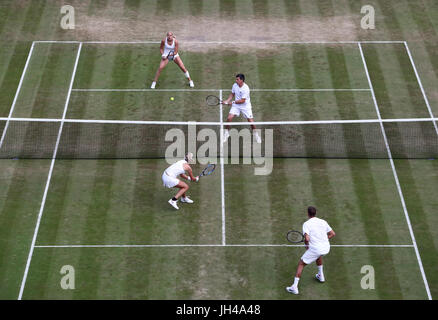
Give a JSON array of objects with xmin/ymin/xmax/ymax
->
[
  {"xmin": 151, "ymin": 31, "xmax": 194, "ymax": 89},
  {"xmin": 222, "ymin": 74, "xmax": 262, "ymax": 144},
  {"xmin": 162, "ymin": 152, "xmax": 199, "ymax": 210},
  {"xmin": 286, "ymin": 206, "xmax": 336, "ymax": 295}
]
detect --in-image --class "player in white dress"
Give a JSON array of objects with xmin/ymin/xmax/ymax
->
[
  {"xmin": 151, "ymin": 31, "xmax": 194, "ymax": 89},
  {"xmin": 286, "ymin": 206, "xmax": 336, "ymax": 295},
  {"xmin": 162, "ymin": 152, "xmax": 199, "ymax": 210},
  {"xmin": 222, "ymin": 74, "xmax": 262, "ymax": 144}
]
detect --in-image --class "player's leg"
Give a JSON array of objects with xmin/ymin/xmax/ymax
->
[
  {"xmin": 174, "ymin": 180, "xmax": 189, "ymax": 199},
  {"xmin": 174, "ymin": 56, "xmax": 194, "ymax": 87},
  {"xmin": 315, "ymin": 256, "xmax": 325, "ymax": 282},
  {"xmin": 286, "ymin": 259, "xmax": 307, "ymax": 294},
  {"xmin": 247, "ymin": 118, "xmax": 261, "ymax": 143},
  {"xmin": 151, "ymin": 58, "xmax": 169, "ymax": 88},
  {"xmin": 223, "ymin": 113, "xmax": 236, "ymax": 143},
  {"xmin": 168, "ymin": 180, "xmax": 188, "ymax": 209}
]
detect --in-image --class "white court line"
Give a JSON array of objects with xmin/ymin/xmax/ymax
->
[
  {"xmin": 18, "ymin": 43, "xmax": 83, "ymax": 301},
  {"xmin": 0, "ymin": 42, "xmax": 35, "ymax": 149},
  {"xmin": 219, "ymin": 90, "xmax": 226, "ymax": 246},
  {"xmin": 33, "ymin": 40, "xmax": 407, "ymax": 44},
  {"xmin": 72, "ymin": 88, "xmax": 371, "ymax": 92},
  {"xmin": 404, "ymin": 41, "xmax": 438, "ymax": 136},
  {"xmin": 359, "ymin": 42, "xmax": 432, "ymax": 300},
  {"xmin": 2, "ymin": 117, "xmax": 437, "ymax": 125},
  {"xmin": 34, "ymin": 244, "xmax": 414, "ymax": 248}
]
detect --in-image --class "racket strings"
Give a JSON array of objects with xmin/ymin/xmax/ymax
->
[{"xmin": 206, "ymin": 95, "xmax": 220, "ymax": 106}]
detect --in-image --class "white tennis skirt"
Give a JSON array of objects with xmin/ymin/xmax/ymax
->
[{"xmin": 162, "ymin": 172, "xmax": 180, "ymax": 188}]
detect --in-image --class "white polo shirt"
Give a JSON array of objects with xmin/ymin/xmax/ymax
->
[
  {"xmin": 302, "ymin": 217, "xmax": 332, "ymax": 252},
  {"xmin": 232, "ymin": 83, "xmax": 251, "ymax": 108}
]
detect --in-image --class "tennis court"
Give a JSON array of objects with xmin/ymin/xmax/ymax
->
[
  {"xmin": 1, "ymin": 0, "xmax": 438, "ymax": 301},
  {"xmin": 2, "ymin": 38, "xmax": 438, "ymax": 299}
]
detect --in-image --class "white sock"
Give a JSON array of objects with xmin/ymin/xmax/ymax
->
[
  {"xmin": 184, "ymin": 71, "xmax": 190, "ymax": 78},
  {"xmin": 318, "ymin": 265, "xmax": 324, "ymax": 276},
  {"xmin": 293, "ymin": 277, "xmax": 300, "ymax": 287}
]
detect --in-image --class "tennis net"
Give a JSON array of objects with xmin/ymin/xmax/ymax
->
[{"xmin": 0, "ymin": 118, "xmax": 437, "ymax": 159}]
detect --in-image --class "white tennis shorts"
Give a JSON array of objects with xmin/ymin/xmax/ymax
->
[
  {"xmin": 301, "ymin": 246, "xmax": 330, "ymax": 265},
  {"xmin": 162, "ymin": 172, "xmax": 180, "ymax": 188},
  {"xmin": 229, "ymin": 105, "xmax": 253, "ymax": 119}
]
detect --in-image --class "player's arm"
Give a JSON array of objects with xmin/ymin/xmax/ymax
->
[
  {"xmin": 233, "ymin": 97, "xmax": 246, "ymax": 104},
  {"xmin": 160, "ymin": 40, "xmax": 165, "ymax": 58},
  {"xmin": 174, "ymin": 39, "xmax": 178, "ymax": 55},
  {"xmin": 223, "ymin": 92, "xmax": 235, "ymax": 105},
  {"xmin": 182, "ymin": 163, "xmax": 199, "ymax": 181},
  {"xmin": 327, "ymin": 230, "xmax": 336, "ymax": 239},
  {"xmin": 304, "ymin": 233, "xmax": 310, "ymax": 250}
]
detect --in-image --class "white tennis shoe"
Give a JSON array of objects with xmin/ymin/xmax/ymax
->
[
  {"xmin": 286, "ymin": 286, "xmax": 299, "ymax": 295},
  {"xmin": 315, "ymin": 273, "xmax": 325, "ymax": 283},
  {"xmin": 151, "ymin": 81, "xmax": 156, "ymax": 89},
  {"xmin": 181, "ymin": 196, "xmax": 194, "ymax": 204},
  {"xmin": 168, "ymin": 199, "xmax": 179, "ymax": 210},
  {"xmin": 189, "ymin": 80, "xmax": 194, "ymax": 88}
]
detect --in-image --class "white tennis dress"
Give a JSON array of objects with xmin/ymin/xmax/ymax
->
[
  {"xmin": 162, "ymin": 38, "xmax": 179, "ymax": 60},
  {"xmin": 162, "ymin": 159, "xmax": 187, "ymax": 188},
  {"xmin": 300, "ymin": 217, "xmax": 332, "ymax": 264}
]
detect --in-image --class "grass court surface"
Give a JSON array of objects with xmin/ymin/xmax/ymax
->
[{"xmin": 0, "ymin": 0, "xmax": 438, "ymax": 300}]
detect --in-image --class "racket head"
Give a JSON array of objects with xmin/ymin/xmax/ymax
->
[
  {"xmin": 200, "ymin": 164, "xmax": 216, "ymax": 177},
  {"xmin": 167, "ymin": 50, "xmax": 175, "ymax": 61},
  {"xmin": 205, "ymin": 95, "xmax": 221, "ymax": 106},
  {"xmin": 286, "ymin": 230, "xmax": 304, "ymax": 244}
]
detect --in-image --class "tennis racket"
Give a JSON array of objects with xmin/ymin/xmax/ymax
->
[
  {"xmin": 205, "ymin": 95, "xmax": 223, "ymax": 106},
  {"xmin": 199, "ymin": 164, "xmax": 216, "ymax": 177},
  {"xmin": 167, "ymin": 50, "xmax": 175, "ymax": 61},
  {"xmin": 286, "ymin": 230, "xmax": 304, "ymax": 243}
]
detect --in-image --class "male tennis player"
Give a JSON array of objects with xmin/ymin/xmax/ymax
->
[
  {"xmin": 150, "ymin": 31, "xmax": 194, "ymax": 89},
  {"xmin": 286, "ymin": 206, "xmax": 336, "ymax": 295},
  {"xmin": 222, "ymin": 74, "xmax": 262, "ymax": 144},
  {"xmin": 162, "ymin": 152, "xmax": 199, "ymax": 210}
]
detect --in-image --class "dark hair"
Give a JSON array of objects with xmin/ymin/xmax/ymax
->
[
  {"xmin": 236, "ymin": 74, "xmax": 245, "ymax": 81},
  {"xmin": 308, "ymin": 206, "xmax": 317, "ymax": 217}
]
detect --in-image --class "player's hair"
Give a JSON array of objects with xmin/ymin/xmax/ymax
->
[
  {"xmin": 184, "ymin": 152, "xmax": 193, "ymax": 162},
  {"xmin": 236, "ymin": 74, "xmax": 245, "ymax": 81},
  {"xmin": 307, "ymin": 206, "xmax": 317, "ymax": 217}
]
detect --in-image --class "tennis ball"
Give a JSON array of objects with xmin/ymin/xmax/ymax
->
[{"xmin": 170, "ymin": 97, "xmax": 174, "ymax": 101}]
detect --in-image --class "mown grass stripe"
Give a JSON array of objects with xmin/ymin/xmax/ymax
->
[
  {"xmin": 124, "ymin": 160, "xmax": 155, "ymax": 298},
  {"xmin": 0, "ymin": 42, "xmax": 30, "ymax": 117},
  {"xmin": 405, "ymin": 1, "xmax": 438, "ymax": 82},
  {"xmin": 20, "ymin": 0, "xmax": 46, "ymax": 35},
  {"xmin": 393, "ymin": 159, "xmax": 438, "ymax": 299},
  {"xmin": 0, "ymin": 1, "xmax": 11, "ymax": 37},
  {"xmin": 219, "ymin": 0, "xmax": 236, "ymax": 17},
  {"xmin": 67, "ymin": 46, "xmax": 98, "ymax": 119},
  {"xmin": 362, "ymin": 44, "xmax": 435, "ymax": 160}
]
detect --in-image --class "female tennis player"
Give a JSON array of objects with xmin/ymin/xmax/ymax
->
[
  {"xmin": 222, "ymin": 74, "xmax": 262, "ymax": 144},
  {"xmin": 150, "ymin": 31, "xmax": 194, "ymax": 89},
  {"xmin": 162, "ymin": 152, "xmax": 199, "ymax": 210}
]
